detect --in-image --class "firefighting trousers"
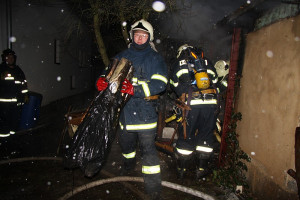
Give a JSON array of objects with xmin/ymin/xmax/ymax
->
[
  {"xmin": 176, "ymin": 104, "xmax": 217, "ymax": 152},
  {"xmin": 118, "ymin": 129, "xmax": 161, "ymax": 194},
  {"xmin": 0, "ymin": 102, "xmax": 22, "ymax": 136}
]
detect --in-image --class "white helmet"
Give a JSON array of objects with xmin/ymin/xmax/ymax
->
[
  {"xmin": 176, "ymin": 44, "xmax": 194, "ymax": 58},
  {"xmin": 130, "ymin": 19, "xmax": 154, "ymax": 41},
  {"xmin": 214, "ymin": 60, "xmax": 230, "ymax": 77}
]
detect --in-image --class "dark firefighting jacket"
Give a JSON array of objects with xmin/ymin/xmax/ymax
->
[
  {"xmin": 115, "ymin": 45, "xmax": 168, "ymax": 132},
  {"xmin": 0, "ymin": 63, "xmax": 28, "ymax": 105},
  {"xmin": 170, "ymin": 56, "xmax": 218, "ymax": 106}
]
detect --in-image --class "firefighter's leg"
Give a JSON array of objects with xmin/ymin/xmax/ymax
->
[
  {"xmin": 119, "ymin": 130, "xmax": 137, "ymax": 175},
  {"xmin": 174, "ymin": 147, "xmax": 193, "ymax": 179},
  {"xmin": 138, "ymin": 131, "xmax": 161, "ymax": 199},
  {"xmin": 195, "ymin": 149, "xmax": 213, "ymax": 179},
  {"xmin": 174, "ymin": 108, "xmax": 198, "ymax": 179},
  {"xmin": 0, "ymin": 103, "xmax": 11, "ymax": 137},
  {"xmin": 195, "ymin": 105, "xmax": 217, "ymax": 179}
]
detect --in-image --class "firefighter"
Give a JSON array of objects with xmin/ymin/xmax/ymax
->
[
  {"xmin": 170, "ymin": 44, "xmax": 218, "ymax": 179},
  {"xmin": 96, "ymin": 19, "xmax": 168, "ymax": 199},
  {"xmin": 214, "ymin": 60, "xmax": 229, "ymax": 95},
  {"xmin": 0, "ymin": 49, "xmax": 28, "ymax": 137}
]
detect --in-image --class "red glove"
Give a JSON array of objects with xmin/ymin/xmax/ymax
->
[
  {"xmin": 121, "ymin": 78, "xmax": 134, "ymax": 95},
  {"xmin": 96, "ymin": 77, "xmax": 108, "ymax": 91}
]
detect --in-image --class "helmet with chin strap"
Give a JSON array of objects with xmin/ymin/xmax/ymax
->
[{"xmin": 130, "ymin": 19, "xmax": 154, "ymax": 42}]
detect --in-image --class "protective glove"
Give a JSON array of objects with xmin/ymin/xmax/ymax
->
[
  {"xmin": 121, "ymin": 78, "xmax": 134, "ymax": 95},
  {"xmin": 96, "ymin": 77, "xmax": 108, "ymax": 91}
]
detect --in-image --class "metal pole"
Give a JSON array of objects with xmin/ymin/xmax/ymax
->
[{"xmin": 6, "ymin": 0, "xmax": 12, "ymax": 49}]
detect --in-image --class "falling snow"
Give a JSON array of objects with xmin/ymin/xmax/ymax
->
[
  {"xmin": 152, "ymin": 1, "xmax": 166, "ymax": 12},
  {"xmin": 9, "ymin": 36, "xmax": 16, "ymax": 42},
  {"xmin": 266, "ymin": 50, "xmax": 273, "ymax": 58}
]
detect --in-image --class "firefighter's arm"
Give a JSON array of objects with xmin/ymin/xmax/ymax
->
[
  {"xmin": 133, "ymin": 57, "xmax": 168, "ymax": 98},
  {"xmin": 171, "ymin": 61, "xmax": 190, "ymax": 97}
]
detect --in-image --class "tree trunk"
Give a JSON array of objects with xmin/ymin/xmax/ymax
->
[{"xmin": 90, "ymin": 1, "xmax": 110, "ymax": 67}]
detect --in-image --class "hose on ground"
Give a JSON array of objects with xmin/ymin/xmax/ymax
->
[
  {"xmin": 0, "ymin": 157, "xmax": 216, "ymax": 200},
  {"xmin": 58, "ymin": 176, "xmax": 216, "ymax": 200}
]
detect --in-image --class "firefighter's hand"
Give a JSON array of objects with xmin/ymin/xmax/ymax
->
[
  {"xmin": 96, "ymin": 77, "xmax": 108, "ymax": 91},
  {"xmin": 121, "ymin": 78, "xmax": 134, "ymax": 95}
]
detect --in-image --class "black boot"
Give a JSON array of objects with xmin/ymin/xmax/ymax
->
[
  {"xmin": 120, "ymin": 157, "xmax": 136, "ymax": 176},
  {"xmin": 195, "ymin": 151, "xmax": 212, "ymax": 179},
  {"xmin": 176, "ymin": 158, "xmax": 187, "ymax": 180},
  {"xmin": 174, "ymin": 149, "xmax": 191, "ymax": 180},
  {"xmin": 196, "ymin": 160, "xmax": 210, "ymax": 179}
]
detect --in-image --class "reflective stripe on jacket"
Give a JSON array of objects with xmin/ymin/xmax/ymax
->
[{"xmin": 115, "ymin": 45, "xmax": 168, "ymax": 131}]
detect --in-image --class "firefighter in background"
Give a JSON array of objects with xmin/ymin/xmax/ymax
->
[
  {"xmin": 170, "ymin": 44, "xmax": 218, "ymax": 179},
  {"xmin": 214, "ymin": 60, "xmax": 229, "ymax": 95},
  {"xmin": 213, "ymin": 60, "xmax": 230, "ymax": 143},
  {"xmin": 96, "ymin": 19, "xmax": 168, "ymax": 199},
  {"xmin": 0, "ymin": 49, "xmax": 28, "ymax": 137}
]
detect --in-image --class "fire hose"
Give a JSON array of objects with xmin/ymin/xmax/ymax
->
[{"xmin": 0, "ymin": 157, "xmax": 216, "ymax": 200}]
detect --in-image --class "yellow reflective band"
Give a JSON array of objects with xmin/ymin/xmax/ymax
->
[
  {"xmin": 176, "ymin": 147, "xmax": 193, "ymax": 155},
  {"xmin": 169, "ymin": 79, "xmax": 178, "ymax": 87},
  {"xmin": 0, "ymin": 133, "xmax": 10, "ymax": 137},
  {"xmin": 207, "ymin": 69, "xmax": 215, "ymax": 76},
  {"xmin": 212, "ymin": 77, "xmax": 218, "ymax": 84},
  {"xmin": 15, "ymin": 81, "xmax": 21, "ymax": 84},
  {"xmin": 122, "ymin": 151, "xmax": 136, "ymax": 159},
  {"xmin": 176, "ymin": 69, "xmax": 189, "ymax": 78},
  {"xmin": 151, "ymin": 74, "xmax": 168, "ymax": 84},
  {"xmin": 120, "ymin": 122, "xmax": 157, "ymax": 131},
  {"xmin": 196, "ymin": 146, "xmax": 213, "ymax": 152},
  {"xmin": 222, "ymin": 80, "xmax": 228, "ymax": 87},
  {"xmin": 22, "ymin": 89, "xmax": 28, "ymax": 93},
  {"xmin": 5, "ymin": 74, "xmax": 14, "ymax": 80},
  {"xmin": 132, "ymin": 77, "xmax": 138, "ymax": 84},
  {"xmin": 189, "ymin": 99, "xmax": 217, "ymax": 105},
  {"xmin": 142, "ymin": 165, "xmax": 160, "ymax": 174},
  {"xmin": 0, "ymin": 98, "xmax": 17, "ymax": 102},
  {"xmin": 138, "ymin": 81, "xmax": 151, "ymax": 97},
  {"xmin": 5, "ymin": 77, "xmax": 14, "ymax": 80},
  {"xmin": 178, "ymin": 167, "xmax": 186, "ymax": 171},
  {"xmin": 10, "ymin": 131, "xmax": 15, "ymax": 135}
]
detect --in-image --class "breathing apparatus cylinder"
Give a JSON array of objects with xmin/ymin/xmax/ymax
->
[{"xmin": 192, "ymin": 58, "xmax": 210, "ymax": 90}]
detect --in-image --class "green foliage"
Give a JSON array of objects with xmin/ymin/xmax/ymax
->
[{"xmin": 212, "ymin": 112, "xmax": 252, "ymax": 196}]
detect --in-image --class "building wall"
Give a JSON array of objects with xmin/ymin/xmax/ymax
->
[
  {"xmin": 236, "ymin": 14, "xmax": 300, "ymax": 199},
  {"xmin": 1, "ymin": 0, "xmax": 93, "ymax": 105}
]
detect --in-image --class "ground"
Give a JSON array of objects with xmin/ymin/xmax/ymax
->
[{"xmin": 0, "ymin": 91, "xmax": 239, "ymax": 200}]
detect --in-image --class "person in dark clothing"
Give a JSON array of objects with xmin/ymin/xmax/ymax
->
[
  {"xmin": 96, "ymin": 19, "xmax": 168, "ymax": 199},
  {"xmin": 0, "ymin": 49, "xmax": 28, "ymax": 137},
  {"xmin": 170, "ymin": 44, "xmax": 219, "ymax": 180}
]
